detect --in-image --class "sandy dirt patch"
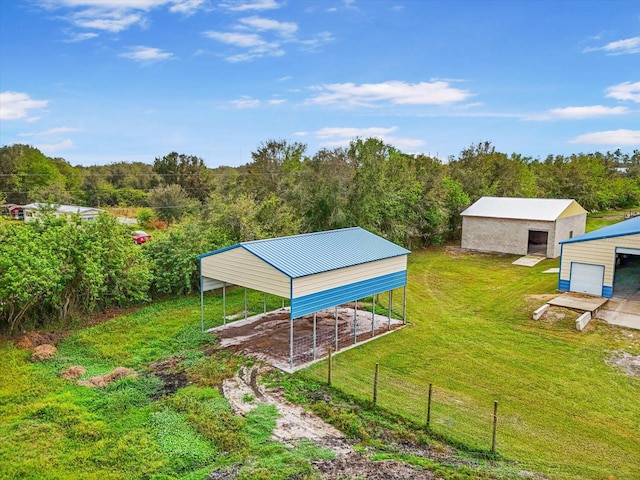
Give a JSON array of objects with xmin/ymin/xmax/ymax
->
[
  {"xmin": 222, "ymin": 365, "xmax": 446, "ymax": 479},
  {"xmin": 77, "ymin": 366, "xmax": 137, "ymax": 388},
  {"xmin": 606, "ymin": 351, "xmax": 640, "ymax": 377},
  {"xmin": 223, "ymin": 365, "xmax": 351, "ymax": 455}
]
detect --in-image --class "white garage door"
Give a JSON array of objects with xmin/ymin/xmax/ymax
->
[{"xmin": 570, "ymin": 263, "xmax": 604, "ymax": 296}]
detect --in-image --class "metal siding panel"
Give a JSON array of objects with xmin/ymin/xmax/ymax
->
[
  {"xmin": 558, "ymin": 279, "xmax": 570, "ymax": 291},
  {"xmin": 292, "ymin": 256, "xmax": 406, "ymax": 297},
  {"xmin": 290, "ymin": 271, "xmax": 407, "ymax": 319},
  {"xmin": 559, "ymin": 241, "xmax": 614, "ymax": 284},
  {"xmin": 200, "ymin": 247, "xmax": 290, "ymax": 297}
]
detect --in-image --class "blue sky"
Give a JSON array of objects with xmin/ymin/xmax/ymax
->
[{"xmin": 1, "ymin": 0, "xmax": 638, "ymax": 167}]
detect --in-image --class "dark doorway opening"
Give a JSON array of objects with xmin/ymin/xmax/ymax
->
[
  {"xmin": 613, "ymin": 254, "xmax": 640, "ymax": 301},
  {"xmin": 528, "ymin": 230, "xmax": 548, "ymax": 255}
]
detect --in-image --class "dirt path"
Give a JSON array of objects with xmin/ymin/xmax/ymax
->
[
  {"xmin": 222, "ymin": 365, "xmax": 439, "ymax": 479},
  {"xmin": 223, "ymin": 365, "xmax": 351, "ymax": 455}
]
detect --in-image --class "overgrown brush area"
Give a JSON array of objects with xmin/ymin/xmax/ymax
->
[{"xmin": 1, "ymin": 245, "xmax": 639, "ymax": 479}]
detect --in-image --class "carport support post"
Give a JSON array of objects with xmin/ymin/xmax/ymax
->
[
  {"xmin": 200, "ymin": 285, "xmax": 204, "ymax": 332},
  {"xmin": 388, "ymin": 290, "xmax": 392, "ymax": 330},
  {"xmin": 354, "ymin": 300, "xmax": 358, "ymax": 343},
  {"xmin": 244, "ymin": 288, "xmax": 248, "ymax": 320},
  {"xmin": 223, "ymin": 284, "xmax": 227, "ymax": 326},
  {"xmin": 289, "ymin": 315, "xmax": 294, "ymax": 370},
  {"xmin": 334, "ymin": 306, "xmax": 339, "ymax": 351},
  {"xmin": 403, "ymin": 286, "xmax": 407, "ymax": 324},
  {"xmin": 371, "ymin": 295, "xmax": 376, "ymax": 336},
  {"xmin": 313, "ymin": 313, "xmax": 317, "ymax": 360},
  {"xmin": 263, "ymin": 292, "xmax": 267, "ymax": 313}
]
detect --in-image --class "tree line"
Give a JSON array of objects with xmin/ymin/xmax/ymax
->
[
  {"xmin": 2, "ymin": 140, "xmax": 639, "ymax": 245},
  {"xmin": 1, "ymin": 139, "xmax": 638, "ymax": 332}
]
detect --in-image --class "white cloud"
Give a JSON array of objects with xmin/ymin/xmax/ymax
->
[
  {"xmin": 73, "ymin": 12, "xmax": 144, "ymax": 32},
  {"xmin": 230, "ymin": 96, "xmax": 260, "ymax": 108},
  {"xmin": 169, "ymin": 0, "xmax": 205, "ymax": 15},
  {"xmin": 119, "ymin": 46, "xmax": 175, "ymax": 63},
  {"xmin": 314, "ymin": 126, "xmax": 425, "ymax": 150},
  {"xmin": 35, "ymin": 138, "xmax": 74, "ymax": 152},
  {"xmin": 0, "ymin": 91, "xmax": 49, "ymax": 120},
  {"xmin": 239, "ymin": 16, "xmax": 297, "ymax": 36},
  {"xmin": 570, "ymin": 129, "xmax": 640, "ymax": 146},
  {"xmin": 38, "ymin": 0, "xmax": 205, "ymax": 33},
  {"xmin": 63, "ymin": 31, "xmax": 99, "ymax": 42},
  {"xmin": 297, "ymin": 31, "xmax": 334, "ymax": 52},
  {"xmin": 267, "ymin": 98, "xmax": 286, "ymax": 105},
  {"xmin": 20, "ymin": 126, "xmax": 80, "ymax": 136},
  {"xmin": 307, "ymin": 80, "xmax": 473, "ymax": 107},
  {"xmin": 526, "ymin": 105, "xmax": 629, "ymax": 121},
  {"xmin": 219, "ymin": 0, "xmax": 280, "ymax": 12},
  {"xmin": 203, "ymin": 30, "xmax": 283, "ymax": 61},
  {"xmin": 589, "ymin": 36, "xmax": 640, "ymax": 55},
  {"xmin": 606, "ymin": 81, "xmax": 640, "ymax": 103}
]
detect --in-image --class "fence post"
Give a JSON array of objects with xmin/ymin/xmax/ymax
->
[
  {"xmin": 327, "ymin": 348, "xmax": 333, "ymax": 386},
  {"xmin": 426, "ymin": 383, "xmax": 432, "ymax": 430},
  {"xmin": 491, "ymin": 400, "xmax": 498, "ymax": 453},
  {"xmin": 373, "ymin": 363, "xmax": 379, "ymax": 404}
]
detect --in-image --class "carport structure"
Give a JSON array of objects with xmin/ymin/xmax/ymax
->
[{"xmin": 198, "ymin": 227, "xmax": 410, "ymax": 369}]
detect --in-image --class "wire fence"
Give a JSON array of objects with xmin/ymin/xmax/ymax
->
[{"xmin": 324, "ymin": 352, "xmax": 501, "ymax": 453}]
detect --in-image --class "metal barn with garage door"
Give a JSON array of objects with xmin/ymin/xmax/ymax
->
[
  {"xmin": 460, "ymin": 197, "xmax": 587, "ymax": 258},
  {"xmin": 558, "ymin": 216, "xmax": 640, "ymax": 299}
]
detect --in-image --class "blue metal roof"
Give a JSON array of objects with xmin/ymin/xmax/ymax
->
[
  {"xmin": 561, "ymin": 216, "xmax": 640, "ymax": 244},
  {"xmin": 199, "ymin": 227, "xmax": 410, "ymax": 278}
]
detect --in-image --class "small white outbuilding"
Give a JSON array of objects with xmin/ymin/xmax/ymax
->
[{"xmin": 460, "ymin": 197, "xmax": 587, "ymax": 258}]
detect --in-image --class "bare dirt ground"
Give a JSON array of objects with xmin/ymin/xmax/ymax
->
[
  {"xmin": 211, "ymin": 306, "xmax": 404, "ymax": 371},
  {"xmin": 222, "ymin": 364, "xmax": 438, "ymax": 479},
  {"xmin": 606, "ymin": 351, "xmax": 640, "ymax": 377}
]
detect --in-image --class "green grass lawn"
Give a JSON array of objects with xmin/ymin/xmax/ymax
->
[
  {"xmin": 1, "ymin": 237, "xmax": 639, "ymax": 479},
  {"xmin": 0, "ymin": 292, "xmax": 330, "ymax": 480},
  {"xmin": 302, "ymin": 249, "xmax": 640, "ymax": 480}
]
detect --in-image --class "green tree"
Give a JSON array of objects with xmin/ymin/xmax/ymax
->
[
  {"xmin": 294, "ymin": 147, "xmax": 354, "ymax": 232},
  {"xmin": 153, "ymin": 152, "xmax": 212, "ymax": 202},
  {"xmin": 143, "ymin": 220, "xmax": 228, "ymax": 296},
  {"xmin": 147, "ymin": 184, "xmax": 197, "ymax": 225},
  {"xmin": 243, "ymin": 139, "xmax": 306, "ymax": 203}
]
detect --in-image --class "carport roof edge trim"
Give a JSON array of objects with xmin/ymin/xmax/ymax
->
[
  {"xmin": 560, "ymin": 216, "xmax": 640, "ymax": 244},
  {"xmin": 198, "ymin": 227, "xmax": 411, "ymax": 278}
]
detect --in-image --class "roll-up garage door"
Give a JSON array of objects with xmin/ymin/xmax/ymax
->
[{"xmin": 570, "ymin": 263, "xmax": 604, "ymax": 296}]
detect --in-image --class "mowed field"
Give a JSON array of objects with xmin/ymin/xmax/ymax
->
[{"xmin": 303, "ymin": 247, "xmax": 640, "ymax": 480}]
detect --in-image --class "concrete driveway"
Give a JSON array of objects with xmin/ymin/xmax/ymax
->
[{"xmin": 596, "ymin": 298, "xmax": 640, "ymax": 330}]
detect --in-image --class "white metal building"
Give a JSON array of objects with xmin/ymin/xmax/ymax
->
[
  {"xmin": 198, "ymin": 227, "xmax": 410, "ymax": 368},
  {"xmin": 22, "ymin": 203, "xmax": 104, "ymax": 223},
  {"xmin": 558, "ymin": 216, "xmax": 640, "ymax": 298},
  {"xmin": 460, "ymin": 197, "xmax": 587, "ymax": 258}
]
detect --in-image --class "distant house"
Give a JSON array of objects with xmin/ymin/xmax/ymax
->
[
  {"xmin": 1, "ymin": 204, "xmax": 24, "ymax": 219},
  {"xmin": 460, "ymin": 197, "xmax": 587, "ymax": 258},
  {"xmin": 22, "ymin": 203, "xmax": 104, "ymax": 223},
  {"xmin": 558, "ymin": 216, "xmax": 640, "ymax": 298}
]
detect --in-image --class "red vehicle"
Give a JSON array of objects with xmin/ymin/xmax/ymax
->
[{"xmin": 132, "ymin": 230, "xmax": 152, "ymax": 244}]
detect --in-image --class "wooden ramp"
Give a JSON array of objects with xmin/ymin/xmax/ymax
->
[{"xmin": 547, "ymin": 293, "xmax": 608, "ymax": 313}]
